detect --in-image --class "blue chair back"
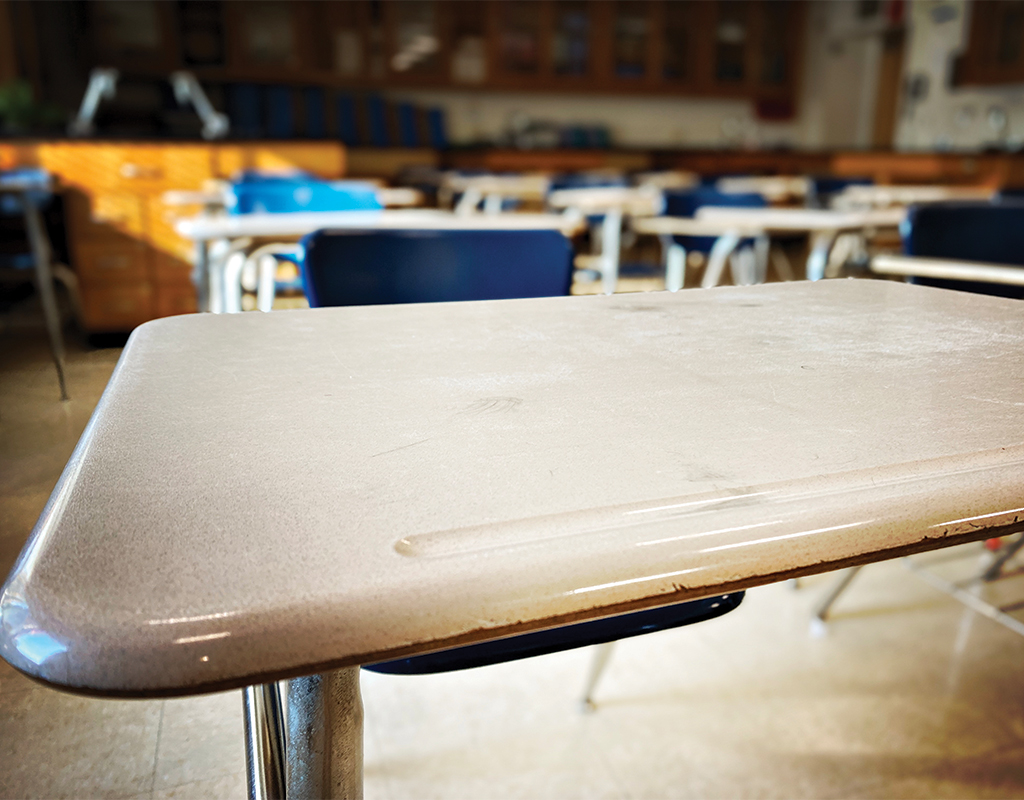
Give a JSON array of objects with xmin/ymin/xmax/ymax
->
[
  {"xmin": 807, "ymin": 176, "xmax": 872, "ymax": 209},
  {"xmin": 426, "ymin": 107, "xmax": 448, "ymax": 149},
  {"xmin": 549, "ymin": 172, "xmax": 628, "ymax": 192},
  {"xmin": 0, "ymin": 168, "xmax": 54, "ymax": 269},
  {"xmin": 301, "ymin": 229, "xmax": 574, "ymax": 307},
  {"xmin": 226, "ymin": 179, "xmax": 383, "ymax": 214},
  {"xmin": 265, "ymin": 86, "xmax": 294, "ymax": 138},
  {"xmin": 903, "ymin": 200, "xmax": 1024, "ymax": 299},
  {"xmin": 227, "ymin": 84, "xmax": 263, "ymax": 138},
  {"xmin": 304, "ymin": 87, "xmax": 327, "ymax": 138},
  {"xmin": 396, "ymin": 103, "xmax": 419, "ymax": 147},
  {"xmin": 366, "ymin": 94, "xmax": 390, "ymax": 146},
  {"xmin": 663, "ymin": 187, "xmax": 767, "ymax": 252},
  {"xmin": 337, "ymin": 93, "xmax": 360, "ymax": 145},
  {"xmin": 0, "ymin": 168, "xmax": 51, "ymax": 212}
]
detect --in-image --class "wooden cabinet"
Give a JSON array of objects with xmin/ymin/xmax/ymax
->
[
  {"xmin": 0, "ymin": 140, "xmax": 347, "ymax": 332},
  {"xmin": 956, "ymin": 0, "xmax": 1024, "ymax": 87},
  {"xmin": 74, "ymin": 0, "xmax": 805, "ymax": 108}
]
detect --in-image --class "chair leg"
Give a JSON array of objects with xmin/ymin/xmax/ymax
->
[
  {"xmin": 701, "ymin": 232, "xmax": 742, "ymax": 288},
  {"xmin": 982, "ymin": 534, "xmax": 1024, "ymax": 582},
  {"xmin": 23, "ymin": 199, "xmax": 68, "ymax": 401},
  {"xmin": 665, "ymin": 243, "xmax": 686, "ymax": 292},
  {"xmin": 256, "ymin": 255, "xmax": 278, "ymax": 312},
  {"xmin": 581, "ymin": 641, "xmax": 616, "ymax": 712},
  {"xmin": 806, "ymin": 229, "xmax": 839, "ymax": 281},
  {"xmin": 810, "ymin": 566, "xmax": 863, "ymax": 636},
  {"xmin": 51, "ymin": 264, "xmax": 83, "ymax": 328},
  {"xmin": 770, "ymin": 245, "xmax": 795, "ymax": 282}
]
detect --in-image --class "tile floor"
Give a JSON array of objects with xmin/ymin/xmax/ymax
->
[{"xmin": 2, "ymin": 322, "xmax": 1024, "ymax": 799}]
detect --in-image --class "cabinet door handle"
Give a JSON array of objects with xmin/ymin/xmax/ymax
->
[{"xmin": 120, "ymin": 163, "xmax": 163, "ymax": 180}]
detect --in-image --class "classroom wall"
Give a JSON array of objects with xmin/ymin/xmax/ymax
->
[
  {"xmin": 895, "ymin": 0, "xmax": 1024, "ymax": 151},
  {"xmin": 381, "ymin": 88, "xmax": 800, "ymax": 149}
]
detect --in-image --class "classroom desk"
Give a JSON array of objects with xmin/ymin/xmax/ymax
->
[
  {"xmin": 175, "ymin": 209, "xmax": 585, "ymax": 313},
  {"xmin": 440, "ymin": 173, "xmax": 551, "ymax": 213},
  {"xmin": 547, "ymin": 186, "xmax": 664, "ymax": 294},
  {"xmin": 832, "ymin": 185, "xmax": 995, "ymax": 209},
  {"xmin": 4, "ymin": 280, "xmax": 1024, "ymax": 797},
  {"xmin": 715, "ymin": 175, "xmax": 810, "ymax": 203},
  {"xmin": 692, "ymin": 206, "xmax": 906, "ymax": 281}
]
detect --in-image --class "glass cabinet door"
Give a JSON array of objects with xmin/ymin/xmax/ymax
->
[
  {"xmin": 759, "ymin": 0, "xmax": 791, "ymax": 87},
  {"xmin": 613, "ymin": 0, "xmax": 649, "ymax": 79},
  {"xmin": 235, "ymin": 1, "xmax": 297, "ymax": 68},
  {"xmin": 552, "ymin": 0, "xmax": 590, "ymax": 77},
  {"xmin": 390, "ymin": 0, "xmax": 442, "ymax": 77},
  {"xmin": 496, "ymin": 1, "xmax": 543, "ymax": 76},
  {"xmin": 714, "ymin": 0, "xmax": 749, "ymax": 84},
  {"xmin": 451, "ymin": 0, "xmax": 487, "ymax": 84},
  {"xmin": 662, "ymin": 0, "xmax": 692, "ymax": 82}
]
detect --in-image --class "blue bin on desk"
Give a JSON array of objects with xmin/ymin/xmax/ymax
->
[{"xmin": 226, "ymin": 179, "xmax": 383, "ymax": 215}]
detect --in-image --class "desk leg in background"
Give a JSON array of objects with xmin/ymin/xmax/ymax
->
[
  {"xmin": 287, "ymin": 668, "xmax": 363, "ymax": 800},
  {"xmin": 700, "ymin": 232, "xmax": 742, "ymax": 289},
  {"xmin": 193, "ymin": 240, "xmax": 210, "ymax": 313},
  {"xmin": 23, "ymin": 198, "xmax": 69, "ymax": 401},
  {"xmin": 601, "ymin": 209, "xmax": 623, "ymax": 295},
  {"xmin": 806, "ymin": 230, "xmax": 839, "ymax": 282}
]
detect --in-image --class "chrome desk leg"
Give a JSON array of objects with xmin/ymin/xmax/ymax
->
[
  {"xmin": 581, "ymin": 641, "xmax": 616, "ymax": 712},
  {"xmin": 23, "ymin": 197, "xmax": 68, "ymax": 401},
  {"xmin": 287, "ymin": 668, "xmax": 363, "ymax": 800},
  {"xmin": 244, "ymin": 683, "xmax": 287, "ymax": 800}
]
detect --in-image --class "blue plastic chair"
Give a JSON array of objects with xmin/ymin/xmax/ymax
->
[
  {"xmin": 301, "ymin": 226, "xmax": 745, "ymax": 704},
  {"xmin": 220, "ymin": 176, "xmax": 384, "ymax": 311},
  {"xmin": 265, "ymin": 86, "xmax": 294, "ymax": 139},
  {"xmin": 0, "ymin": 169, "xmax": 73, "ymax": 398},
  {"xmin": 337, "ymin": 94, "xmax": 360, "ymax": 146},
  {"xmin": 426, "ymin": 107, "xmax": 448, "ymax": 149},
  {"xmin": 301, "ymin": 228, "xmax": 573, "ymax": 307},
  {"xmin": 660, "ymin": 187, "xmax": 768, "ymax": 290},
  {"xmin": 806, "ymin": 176, "xmax": 873, "ymax": 209},
  {"xmin": 227, "ymin": 84, "xmax": 263, "ymax": 138},
  {"xmin": 304, "ymin": 87, "xmax": 327, "ymax": 139},
  {"xmin": 901, "ymin": 200, "xmax": 1024, "ymax": 299}
]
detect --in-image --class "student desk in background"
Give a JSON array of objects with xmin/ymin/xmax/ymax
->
[
  {"xmin": 3, "ymin": 281, "xmax": 1024, "ymax": 799},
  {"xmin": 175, "ymin": 209, "xmax": 586, "ymax": 313}
]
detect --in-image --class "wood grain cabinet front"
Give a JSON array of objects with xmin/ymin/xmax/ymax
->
[{"xmin": 79, "ymin": 283, "xmax": 156, "ymax": 332}]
